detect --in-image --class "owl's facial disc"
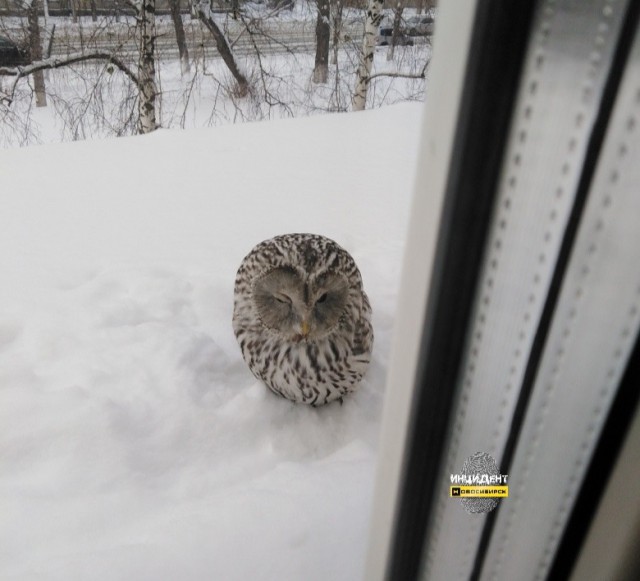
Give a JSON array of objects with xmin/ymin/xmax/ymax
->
[
  {"xmin": 308, "ymin": 272, "xmax": 349, "ymax": 339},
  {"xmin": 253, "ymin": 268, "xmax": 303, "ymax": 338},
  {"xmin": 253, "ymin": 268, "xmax": 349, "ymax": 341}
]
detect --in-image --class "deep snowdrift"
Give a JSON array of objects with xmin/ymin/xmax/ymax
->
[{"xmin": 0, "ymin": 103, "xmax": 422, "ymax": 580}]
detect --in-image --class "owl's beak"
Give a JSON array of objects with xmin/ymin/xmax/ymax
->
[{"xmin": 300, "ymin": 319, "xmax": 310, "ymax": 337}]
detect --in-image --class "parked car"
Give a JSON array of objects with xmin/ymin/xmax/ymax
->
[
  {"xmin": 404, "ymin": 14, "xmax": 435, "ymax": 36},
  {"xmin": 376, "ymin": 23, "xmax": 414, "ymax": 47},
  {"xmin": 0, "ymin": 35, "xmax": 29, "ymax": 67}
]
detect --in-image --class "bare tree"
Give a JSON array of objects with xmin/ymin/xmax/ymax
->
[
  {"xmin": 70, "ymin": 0, "xmax": 78, "ymax": 24},
  {"xmin": 419, "ymin": 0, "xmax": 437, "ymax": 16},
  {"xmin": 25, "ymin": 0, "xmax": 47, "ymax": 107},
  {"xmin": 192, "ymin": 0, "xmax": 249, "ymax": 96},
  {"xmin": 134, "ymin": 0, "xmax": 158, "ymax": 133},
  {"xmin": 313, "ymin": 0, "xmax": 330, "ymax": 84},
  {"xmin": 352, "ymin": 0, "xmax": 383, "ymax": 111},
  {"xmin": 1, "ymin": 0, "xmax": 432, "ymax": 144},
  {"xmin": 90, "ymin": 0, "xmax": 98, "ymax": 22},
  {"xmin": 229, "ymin": 0, "xmax": 239, "ymax": 19},
  {"xmin": 169, "ymin": 0, "xmax": 191, "ymax": 76},
  {"xmin": 330, "ymin": 0, "xmax": 343, "ymax": 66},
  {"xmin": 2, "ymin": 0, "xmax": 159, "ymax": 135},
  {"xmin": 387, "ymin": 0, "xmax": 404, "ymax": 61}
]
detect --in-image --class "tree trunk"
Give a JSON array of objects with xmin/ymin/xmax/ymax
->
[
  {"xmin": 352, "ymin": 0, "xmax": 383, "ymax": 111},
  {"xmin": 194, "ymin": 1, "xmax": 248, "ymax": 96},
  {"xmin": 313, "ymin": 0, "xmax": 330, "ymax": 84},
  {"xmin": 330, "ymin": 0, "xmax": 343, "ymax": 66},
  {"xmin": 229, "ymin": 0, "xmax": 239, "ymax": 19},
  {"xmin": 46, "ymin": 23, "xmax": 56, "ymax": 58},
  {"xmin": 27, "ymin": 0, "xmax": 47, "ymax": 107},
  {"xmin": 90, "ymin": 0, "xmax": 98, "ymax": 22},
  {"xmin": 169, "ymin": 0, "xmax": 190, "ymax": 76},
  {"xmin": 388, "ymin": 1, "xmax": 404, "ymax": 62},
  {"xmin": 136, "ymin": 0, "xmax": 158, "ymax": 133}
]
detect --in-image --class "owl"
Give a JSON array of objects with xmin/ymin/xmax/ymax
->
[{"xmin": 232, "ymin": 233, "xmax": 373, "ymax": 406}]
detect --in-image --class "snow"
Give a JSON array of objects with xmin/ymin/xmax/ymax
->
[{"xmin": 0, "ymin": 102, "xmax": 422, "ymax": 580}]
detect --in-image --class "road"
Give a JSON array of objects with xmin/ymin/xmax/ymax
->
[{"xmin": 46, "ymin": 15, "xmax": 366, "ymax": 60}]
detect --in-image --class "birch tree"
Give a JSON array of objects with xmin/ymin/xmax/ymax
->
[
  {"xmin": 1, "ymin": 0, "xmax": 159, "ymax": 135},
  {"xmin": 133, "ymin": 0, "xmax": 158, "ymax": 133},
  {"xmin": 352, "ymin": 0, "xmax": 383, "ymax": 111}
]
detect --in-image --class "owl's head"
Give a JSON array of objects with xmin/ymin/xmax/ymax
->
[{"xmin": 252, "ymin": 266, "xmax": 350, "ymax": 341}]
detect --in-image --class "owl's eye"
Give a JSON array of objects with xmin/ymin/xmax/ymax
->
[
  {"xmin": 316, "ymin": 292, "xmax": 329, "ymax": 304},
  {"xmin": 274, "ymin": 293, "xmax": 291, "ymax": 304}
]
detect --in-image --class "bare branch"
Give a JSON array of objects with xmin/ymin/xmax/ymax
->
[
  {"xmin": 236, "ymin": 12, "xmax": 299, "ymax": 59},
  {"xmin": 367, "ymin": 69, "xmax": 427, "ymax": 82},
  {"xmin": 0, "ymin": 52, "xmax": 141, "ymax": 102},
  {"xmin": 367, "ymin": 58, "xmax": 430, "ymax": 83}
]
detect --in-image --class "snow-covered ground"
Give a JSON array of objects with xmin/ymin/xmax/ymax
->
[{"xmin": 0, "ymin": 102, "xmax": 422, "ymax": 580}]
